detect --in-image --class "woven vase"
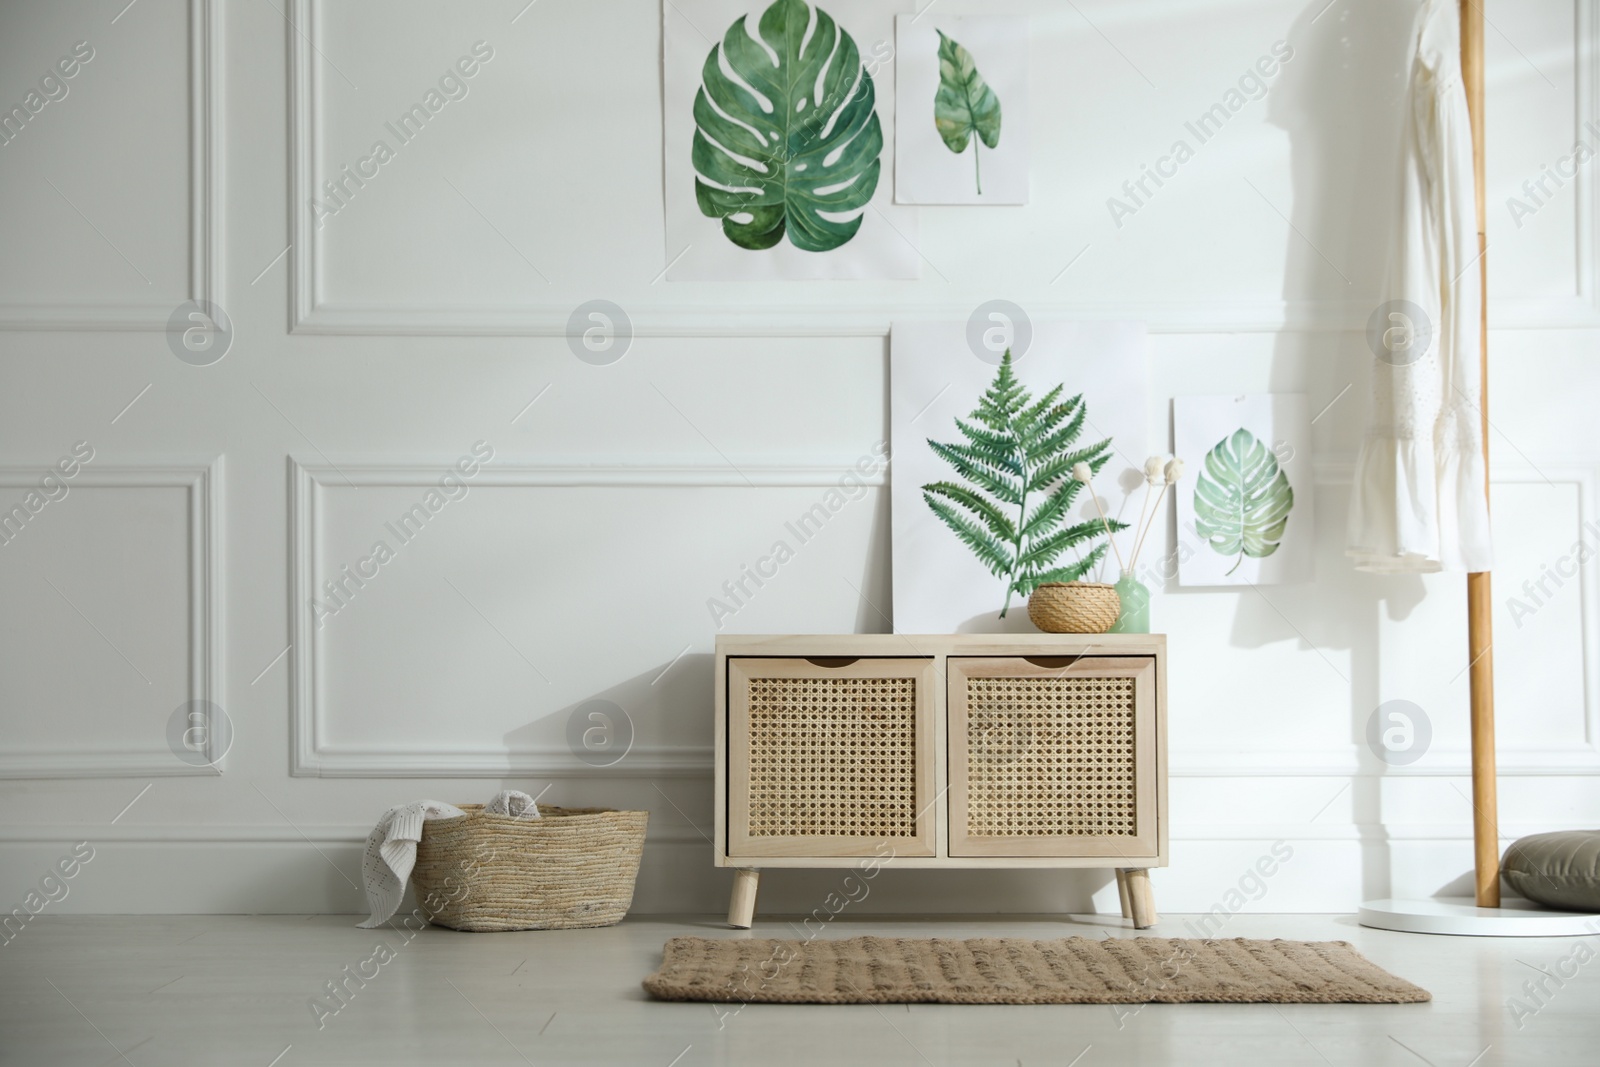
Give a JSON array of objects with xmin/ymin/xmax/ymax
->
[
  {"xmin": 1027, "ymin": 581, "xmax": 1121, "ymax": 634},
  {"xmin": 410, "ymin": 805, "xmax": 647, "ymax": 932}
]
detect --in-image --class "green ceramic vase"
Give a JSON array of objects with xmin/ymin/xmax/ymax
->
[{"xmin": 1108, "ymin": 570, "xmax": 1150, "ymax": 634}]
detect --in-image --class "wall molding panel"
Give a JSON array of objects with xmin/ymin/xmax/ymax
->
[
  {"xmin": 288, "ymin": 456, "xmax": 886, "ymax": 779},
  {"xmin": 1303, "ymin": 460, "xmax": 1600, "ymax": 776},
  {"xmin": 1493, "ymin": 0, "xmax": 1600, "ymax": 329},
  {"xmin": 286, "ymin": 455, "xmax": 1597, "ymax": 779},
  {"xmin": 0, "ymin": 0, "xmax": 221, "ymax": 331},
  {"xmin": 1174, "ymin": 460, "xmax": 1600, "ymax": 779},
  {"xmin": 0, "ymin": 460, "xmax": 224, "ymax": 777},
  {"xmin": 287, "ymin": 0, "xmax": 1600, "ymax": 337}
]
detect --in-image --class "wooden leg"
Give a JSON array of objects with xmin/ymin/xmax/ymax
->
[
  {"xmin": 1123, "ymin": 868, "xmax": 1158, "ymax": 929},
  {"xmin": 1114, "ymin": 869, "xmax": 1133, "ymax": 920},
  {"xmin": 727, "ymin": 869, "xmax": 760, "ymax": 929}
]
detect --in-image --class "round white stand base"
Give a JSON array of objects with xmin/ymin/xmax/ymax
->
[{"xmin": 1359, "ymin": 897, "xmax": 1600, "ymax": 937}]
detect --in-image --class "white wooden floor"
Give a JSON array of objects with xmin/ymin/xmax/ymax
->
[{"xmin": 1, "ymin": 913, "xmax": 1594, "ymax": 1065}]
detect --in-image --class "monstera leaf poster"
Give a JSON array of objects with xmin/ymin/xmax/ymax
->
[
  {"xmin": 663, "ymin": 0, "xmax": 919, "ymax": 280},
  {"xmin": 894, "ymin": 15, "xmax": 1030, "ymax": 205},
  {"xmin": 1173, "ymin": 394, "xmax": 1314, "ymax": 586}
]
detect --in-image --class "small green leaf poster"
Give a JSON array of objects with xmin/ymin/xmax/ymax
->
[
  {"xmin": 1174, "ymin": 394, "xmax": 1314, "ymax": 586},
  {"xmin": 894, "ymin": 15, "xmax": 1030, "ymax": 205}
]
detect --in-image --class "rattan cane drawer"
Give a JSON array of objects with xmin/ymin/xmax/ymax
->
[
  {"xmin": 726, "ymin": 657, "xmax": 937, "ymax": 858},
  {"xmin": 947, "ymin": 656, "xmax": 1158, "ymax": 858}
]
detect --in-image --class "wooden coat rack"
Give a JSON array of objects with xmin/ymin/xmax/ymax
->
[
  {"xmin": 1360, "ymin": 2, "xmax": 1600, "ymax": 934},
  {"xmin": 1461, "ymin": 0, "xmax": 1498, "ymax": 910}
]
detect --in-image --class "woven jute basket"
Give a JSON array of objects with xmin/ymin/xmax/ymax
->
[
  {"xmin": 411, "ymin": 805, "xmax": 647, "ymax": 931},
  {"xmin": 1027, "ymin": 582, "xmax": 1121, "ymax": 634}
]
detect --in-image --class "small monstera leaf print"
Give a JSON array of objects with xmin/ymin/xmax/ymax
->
[
  {"xmin": 933, "ymin": 29, "xmax": 1001, "ymax": 194},
  {"xmin": 1193, "ymin": 428, "xmax": 1295, "ymax": 576},
  {"xmin": 692, "ymin": 0, "xmax": 883, "ymax": 252}
]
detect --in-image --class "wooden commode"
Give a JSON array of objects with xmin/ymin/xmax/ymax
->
[{"xmin": 713, "ymin": 633, "xmax": 1168, "ymax": 928}]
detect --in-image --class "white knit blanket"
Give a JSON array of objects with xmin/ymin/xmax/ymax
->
[
  {"xmin": 356, "ymin": 791, "xmax": 542, "ymax": 928},
  {"xmin": 484, "ymin": 789, "xmax": 541, "ymax": 819},
  {"xmin": 357, "ymin": 800, "xmax": 465, "ymax": 929}
]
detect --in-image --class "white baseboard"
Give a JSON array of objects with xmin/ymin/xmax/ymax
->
[{"xmin": 0, "ymin": 829, "xmax": 1550, "ymax": 916}]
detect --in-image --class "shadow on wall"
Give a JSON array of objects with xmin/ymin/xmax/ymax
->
[
  {"xmin": 1268, "ymin": 0, "xmax": 1416, "ymax": 308},
  {"xmin": 502, "ymin": 654, "xmax": 716, "ymax": 776},
  {"xmin": 1268, "ymin": 0, "xmax": 1451, "ymax": 903},
  {"xmin": 735, "ymin": 865, "xmax": 1119, "ymax": 920},
  {"xmin": 497, "ymin": 646, "xmax": 1128, "ymax": 915},
  {"xmin": 853, "ymin": 483, "xmax": 895, "ymax": 634}
]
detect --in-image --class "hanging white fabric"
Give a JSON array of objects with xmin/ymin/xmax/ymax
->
[{"xmin": 1348, "ymin": 0, "xmax": 1493, "ymax": 574}]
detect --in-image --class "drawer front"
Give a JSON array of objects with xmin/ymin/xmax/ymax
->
[
  {"xmin": 728, "ymin": 657, "xmax": 936, "ymax": 858},
  {"xmin": 949, "ymin": 656, "xmax": 1158, "ymax": 858}
]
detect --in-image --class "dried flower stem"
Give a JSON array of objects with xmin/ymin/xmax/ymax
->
[
  {"xmin": 1086, "ymin": 489, "xmax": 1127, "ymax": 575},
  {"xmin": 1130, "ymin": 483, "xmax": 1171, "ymax": 570},
  {"xmin": 1130, "ymin": 483, "xmax": 1155, "ymax": 571}
]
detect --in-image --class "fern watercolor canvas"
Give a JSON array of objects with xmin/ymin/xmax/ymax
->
[
  {"xmin": 663, "ymin": 0, "xmax": 919, "ymax": 279},
  {"xmin": 1173, "ymin": 394, "xmax": 1314, "ymax": 586},
  {"xmin": 891, "ymin": 321, "xmax": 1147, "ymax": 633},
  {"xmin": 895, "ymin": 15, "xmax": 1029, "ymax": 205},
  {"xmin": 922, "ymin": 352, "xmax": 1126, "ymax": 618}
]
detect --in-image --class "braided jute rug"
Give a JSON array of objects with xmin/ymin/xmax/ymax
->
[{"xmin": 642, "ymin": 936, "xmax": 1430, "ymax": 1004}]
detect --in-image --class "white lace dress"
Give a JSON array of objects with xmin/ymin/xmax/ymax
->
[{"xmin": 1347, "ymin": 0, "xmax": 1493, "ymax": 574}]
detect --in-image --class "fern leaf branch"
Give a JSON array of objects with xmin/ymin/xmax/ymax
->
[
  {"xmin": 924, "ymin": 495, "xmax": 1014, "ymax": 578},
  {"xmin": 923, "ymin": 481, "xmax": 1019, "ymax": 543},
  {"xmin": 927, "ymin": 439, "xmax": 1023, "ymax": 504}
]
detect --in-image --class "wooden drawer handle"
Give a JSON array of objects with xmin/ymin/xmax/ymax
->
[{"xmin": 804, "ymin": 657, "xmax": 861, "ymax": 668}]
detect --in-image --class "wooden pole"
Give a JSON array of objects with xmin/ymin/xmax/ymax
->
[{"xmin": 1460, "ymin": 0, "xmax": 1500, "ymax": 908}]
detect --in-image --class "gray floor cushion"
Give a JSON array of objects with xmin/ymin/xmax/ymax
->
[{"xmin": 1502, "ymin": 830, "xmax": 1600, "ymax": 911}]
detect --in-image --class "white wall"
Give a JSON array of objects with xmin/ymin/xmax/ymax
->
[{"xmin": 1, "ymin": 0, "xmax": 1597, "ymax": 917}]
